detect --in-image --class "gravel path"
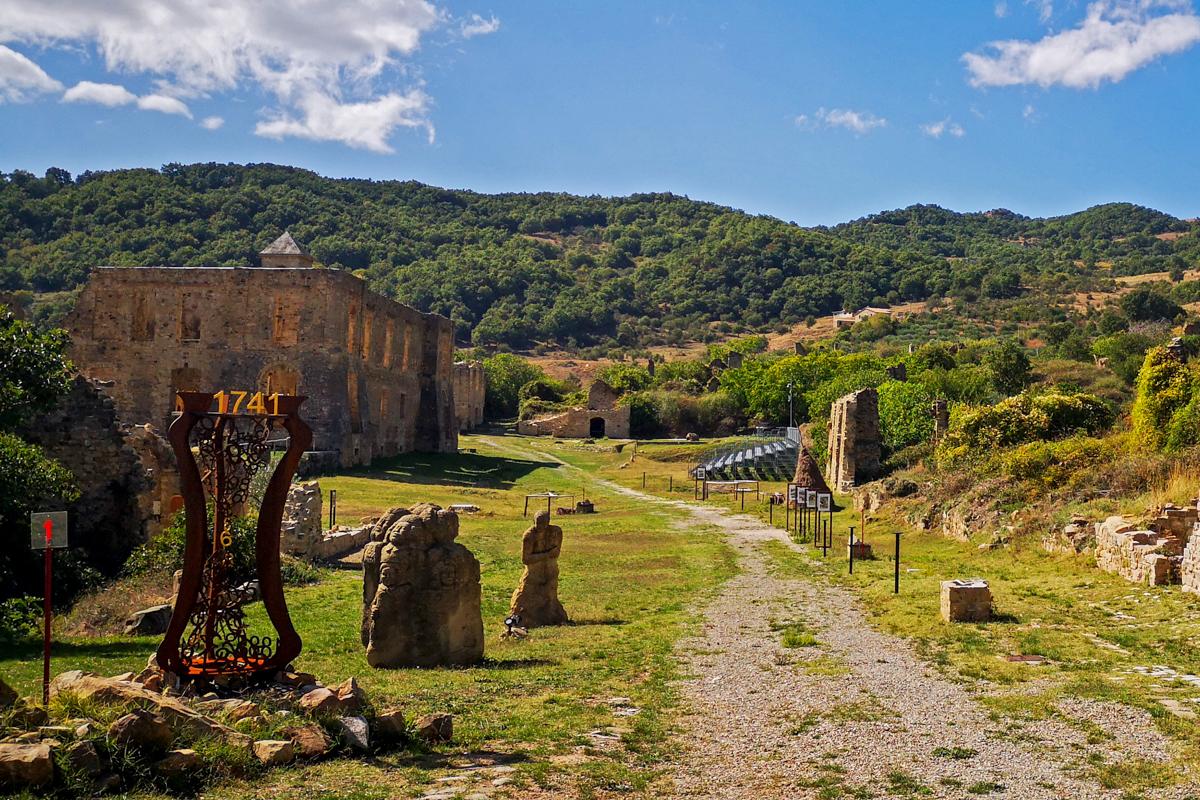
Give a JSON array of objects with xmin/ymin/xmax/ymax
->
[{"xmin": 603, "ymin": 486, "xmax": 1189, "ymax": 800}]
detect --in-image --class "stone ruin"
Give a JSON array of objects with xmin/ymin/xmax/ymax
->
[
  {"xmin": 931, "ymin": 399, "xmax": 949, "ymax": 441},
  {"xmin": 361, "ymin": 504, "xmax": 484, "ymax": 668},
  {"xmin": 1093, "ymin": 504, "xmax": 1199, "ymax": 587},
  {"xmin": 281, "ymin": 481, "xmax": 371, "ymax": 561},
  {"xmin": 826, "ymin": 388, "xmax": 881, "ymax": 493},
  {"xmin": 509, "ymin": 511, "xmax": 569, "ymax": 628},
  {"xmin": 516, "ymin": 379, "xmax": 631, "ymax": 439}
]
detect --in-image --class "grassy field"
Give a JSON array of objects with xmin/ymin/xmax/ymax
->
[
  {"xmin": 587, "ymin": 440, "xmax": 1200, "ymax": 791},
  {"xmin": 0, "ymin": 434, "xmax": 736, "ymax": 799}
]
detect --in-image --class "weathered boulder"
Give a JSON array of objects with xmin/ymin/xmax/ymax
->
[
  {"xmin": 331, "ymin": 677, "xmax": 367, "ymax": 715},
  {"xmin": 63, "ymin": 740, "xmax": 104, "ymax": 777},
  {"xmin": 108, "ymin": 709, "xmax": 172, "ymax": 751},
  {"xmin": 414, "ymin": 713, "xmax": 453, "ymax": 743},
  {"xmin": 338, "ymin": 716, "xmax": 370, "ymax": 751},
  {"xmin": 509, "ymin": 510, "xmax": 569, "ymax": 628},
  {"xmin": 374, "ymin": 708, "xmax": 406, "ymax": 741},
  {"xmin": 0, "ymin": 675, "xmax": 17, "ymax": 707},
  {"xmin": 253, "ymin": 739, "xmax": 295, "ymax": 766},
  {"xmin": 123, "ymin": 604, "xmax": 173, "ymax": 636},
  {"xmin": 941, "ymin": 579, "xmax": 993, "ymax": 623},
  {"xmin": 0, "ymin": 743, "xmax": 54, "ymax": 788},
  {"xmin": 361, "ymin": 504, "xmax": 484, "ymax": 668},
  {"xmin": 282, "ymin": 723, "xmax": 331, "ymax": 758},
  {"xmin": 154, "ymin": 748, "xmax": 201, "ymax": 778},
  {"xmin": 297, "ymin": 687, "xmax": 341, "ymax": 716}
]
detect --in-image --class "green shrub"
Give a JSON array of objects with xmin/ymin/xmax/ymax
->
[
  {"xmin": 594, "ymin": 363, "xmax": 652, "ymax": 394},
  {"xmin": 1131, "ymin": 346, "xmax": 1193, "ymax": 450},
  {"xmin": 517, "ymin": 377, "xmax": 568, "ymax": 404},
  {"xmin": 878, "ymin": 380, "xmax": 934, "ymax": 452},
  {"xmin": 123, "ymin": 512, "xmax": 256, "ymax": 579},
  {"xmin": 482, "ymin": 353, "xmax": 544, "ymax": 419},
  {"xmin": 0, "ymin": 596, "xmax": 40, "ymax": 643},
  {"xmin": 938, "ymin": 391, "xmax": 1114, "ymax": 465}
]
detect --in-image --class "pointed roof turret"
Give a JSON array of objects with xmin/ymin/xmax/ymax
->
[{"xmin": 258, "ymin": 231, "xmax": 314, "ymax": 268}]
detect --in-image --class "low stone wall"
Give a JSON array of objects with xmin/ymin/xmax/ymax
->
[
  {"xmin": 517, "ymin": 406, "xmax": 630, "ymax": 439},
  {"xmin": 309, "ymin": 525, "xmax": 372, "ymax": 560},
  {"xmin": 1183, "ymin": 531, "xmax": 1200, "ymax": 595},
  {"xmin": 1095, "ymin": 516, "xmax": 1183, "ymax": 586}
]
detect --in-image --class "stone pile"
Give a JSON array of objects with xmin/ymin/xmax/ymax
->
[
  {"xmin": 0, "ymin": 666, "xmax": 449, "ymax": 793},
  {"xmin": 509, "ymin": 511, "xmax": 569, "ymax": 628},
  {"xmin": 1094, "ymin": 515, "xmax": 1184, "ymax": 586},
  {"xmin": 1042, "ymin": 515, "xmax": 1094, "ymax": 555},
  {"xmin": 361, "ymin": 504, "xmax": 484, "ymax": 668}
]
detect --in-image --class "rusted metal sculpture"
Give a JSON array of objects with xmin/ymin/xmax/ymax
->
[{"xmin": 156, "ymin": 391, "xmax": 311, "ymax": 681}]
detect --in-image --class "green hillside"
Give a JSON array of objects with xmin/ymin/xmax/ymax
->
[{"xmin": 1, "ymin": 164, "xmax": 1196, "ymax": 349}]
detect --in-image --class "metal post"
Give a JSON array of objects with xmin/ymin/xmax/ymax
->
[
  {"xmin": 669, "ymin": 475, "xmax": 673, "ymax": 492},
  {"xmin": 787, "ymin": 381, "xmax": 794, "ymax": 428},
  {"xmin": 848, "ymin": 525, "xmax": 856, "ymax": 575},
  {"xmin": 329, "ymin": 489, "xmax": 337, "ymax": 529},
  {"xmin": 894, "ymin": 532, "xmax": 902, "ymax": 594},
  {"xmin": 770, "ymin": 501, "xmax": 774, "ymax": 525},
  {"xmin": 740, "ymin": 490, "xmax": 745, "ymax": 511},
  {"xmin": 42, "ymin": 537, "xmax": 52, "ymax": 706}
]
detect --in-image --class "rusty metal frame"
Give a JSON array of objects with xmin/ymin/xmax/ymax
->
[{"xmin": 156, "ymin": 391, "xmax": 312, "ymax": 680}]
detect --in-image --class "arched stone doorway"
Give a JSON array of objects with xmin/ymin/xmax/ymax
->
[{"xmin": 589, "ymin": 417, "xmax": 606, "ymax": 438}]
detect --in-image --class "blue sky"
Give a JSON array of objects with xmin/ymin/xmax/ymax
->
[{"xmin": 1, "ymin": 1, "xmax": 1198, "ymax": 225}]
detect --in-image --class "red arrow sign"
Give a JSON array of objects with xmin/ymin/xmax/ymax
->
[{"xmin": 43, "ymin": 518, "xmax": 53, "ymax": 544}]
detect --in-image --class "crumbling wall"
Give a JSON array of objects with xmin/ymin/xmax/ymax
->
[
  {"xmin": 826, "ymin": 388, "xmax": 881, "ymax": 493},
  {"xmin": 18, "ymin": 377, "xmax": 176, "ymax": 574},
  {"xmin": 452, "ymin": 361, "xmax": 485, "ymax": 431},
  {"xmin": 1095, "ymin": 516, "xmax": 1183, "ymax": 586},
  {"xmin": 517, "ymin": 406, "xmax": 631, "ymax": 439}
]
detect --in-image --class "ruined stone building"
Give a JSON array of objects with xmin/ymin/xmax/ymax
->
[
  {"xmin": 517, "ymin": 379, "xmax": 631, "ymax": 439},
  {"xmin": 67, "ymin": 233, "xmax": 484, "ymax": 469},
  {"xmin": 453, "ymin": 361, "xmax": 486, "ymax": 431},
  {"xmin": 827, "ymin": 387, "xmax": 881, "ymax": 493}
]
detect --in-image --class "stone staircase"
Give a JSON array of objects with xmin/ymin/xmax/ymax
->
[{"xmin": 690, "ymin": 431, "xmax": 799, "ymax": 482}]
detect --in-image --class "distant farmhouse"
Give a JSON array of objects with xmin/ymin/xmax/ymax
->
[{"xmin": 833, "ymin": 306, "xmax": 894, "ymax": 330}]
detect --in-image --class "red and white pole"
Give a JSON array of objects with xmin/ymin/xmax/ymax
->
[{"xmin": 42, "ymin": 518, "xmax": 53, "ymax": 706}]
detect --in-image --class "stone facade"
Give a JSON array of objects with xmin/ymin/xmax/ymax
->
[
  {"xmin": 17, "ymin": 377, "xmax": 180, "ymax": 574},
  {"xmin": 826, "ymin": 388, "xmax": 881, "ymax": 493},
  {"xmin": 452, "ymin": 361, "xmax": 485, "ymax": 432},
  {"xmin": 941, "ymin": 579, "xmax": 992, "ymax": 623},
  {"xmin": 361, "ymin": 504, "xmax": 484, "ymax": 667},
  {"xmin": 65, "ymin": 237, "xmax": 459, "ymax": 469},
  {"xmin": 517, "ymin": 381, "xmax": 631, "ymax": 439},
  {"xmin": 1182, "ymin": 534, "xmax": 1200, "ymax": 595}
]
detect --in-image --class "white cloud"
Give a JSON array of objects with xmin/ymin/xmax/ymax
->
[
  {"xmin": 1028, "ymin": 0, "xmax": 1055, "ymax": 23},
  {"xmin": 137, "ymin": 93, "xmax": 191, "ymax": 117},
  {"xmin": 62, "ymin": 80, "xmax": 135, "ymax": 106},
  {"xmin": 0, "ymin": 44, "xmax": 61, "ymax": 101},
  {"xmin": 255, "ymin": 89, "xmax": 432, "ymax": 153},
  {"xmin": 200, "ymin": 115, "xmax": 224, "ymax": 130},
  {"xmin": 460, "ymin": 13, "xmax": 500, "ymax": 38},
  {"xmin": 0, "ymin": 0, "xmax": 446, "ymax": 149},
  {"xmin": 1023, "ymin": 103, "xmax": 1037, "ymax": 118},
  {"xmin": 995, "ymin": 1, "xmax": 1010, "ymax": 18},
  {"xmin": 964, "ymin": 0, "xmax": 1200, "ymax": 88},
  {"xmin": 796, "ymin": 107, "xmax": 887, "ymax": 134},
  {"xmin": 920, "ymin": 118, "xmax": 966, "ymax": 138}
]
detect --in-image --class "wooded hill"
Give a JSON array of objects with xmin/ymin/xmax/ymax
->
[{"xmin": 1, "ymin": 163, "xmax": 1196, "ymax": 348}]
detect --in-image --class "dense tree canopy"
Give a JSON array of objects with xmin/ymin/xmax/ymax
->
[{"xmin": 3, "ymin": 164, "xmax": 1196, "ymax": 350}]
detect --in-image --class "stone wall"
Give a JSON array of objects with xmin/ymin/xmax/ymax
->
[
  {"xmin": 66, "ymin": 260, "xmax": 458, "ymax": 468},
  {"xmin": 1095, "ymin": 516, "xmax": 1183, "ymax": 586},
  {"xmin": 452, "ymin": 361, "xmax": 485, "ymax": 431},
  {"xmin": 17, "ymin": 377, "xmax": 179, "ymax": 574},
  {"xmin": 517, "ymin": 406, "xmax": 630, "ymax": 439},
  {"xmin": 1182, "ymin": 532, "xmax": 1200, "ymax": 595},
  {"xmin": 826, "ymin": 388, "xmax": 881, "ymax": 493}
]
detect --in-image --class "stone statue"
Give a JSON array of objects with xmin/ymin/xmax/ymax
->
[
  {"xmin": 509, "ymin": 511, "xmax": 568, "ymax": 627},
  {"xmin": 361, "ymin": 504, "xmax": 484, "ymax": 668}
]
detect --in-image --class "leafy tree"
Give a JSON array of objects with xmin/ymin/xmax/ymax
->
[
  {"xmin": 1119, "ymin": 288, "xmax": 1183, "ymax": 323},
  {"xmin": 983, "ymin": 340, "xmax": 1032, "ymax": 396},
  {"xmin": 877, "ymin": 381, "xmax": 935, "ymax": 451},
  {"xmin": 482, "ymin": 353, "xmax": 544, "ymax": 419},
  {"xmin": 0, "ymin": 309, "xmax": 72, "ymax": 428},
  {"xmin": 595, "ymin": 363, "xmax": 652, "ymax": 394}
]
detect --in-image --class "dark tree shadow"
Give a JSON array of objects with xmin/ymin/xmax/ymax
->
[
  {"xmin": 318, "ymin": 450, "xmax": 558, "ymax": 490},
  {"xmin": 0, "ymin": 638, "xmax": 152, "ymax": 661},
  {"xmin": 565, "ymin": 618, "xmax": 626, "ymax": 627}
]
